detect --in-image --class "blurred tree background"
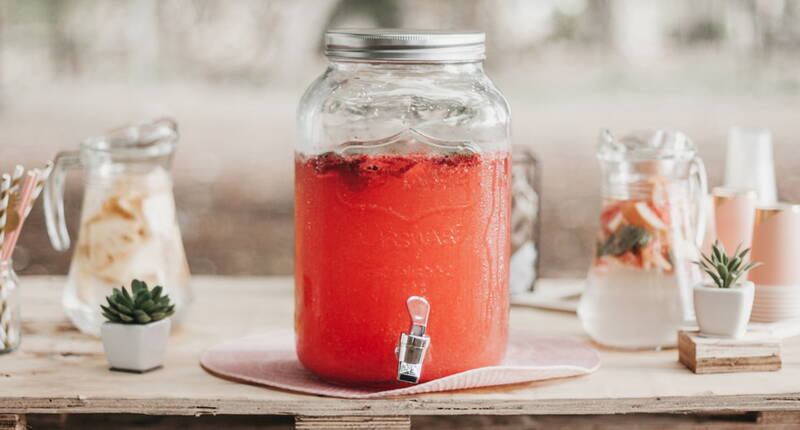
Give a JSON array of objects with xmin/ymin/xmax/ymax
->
[{"xmin": 0, "ymin": 0, "xmax": 798, "ymax": 278}]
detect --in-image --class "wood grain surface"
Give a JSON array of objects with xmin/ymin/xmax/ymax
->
[
  {"xmin": 678, "ymin": 330, "xmax": 782, "ymax": 374},
  {"xmin": 295, "ymin": 416, "xmax": 410, "ymax": 429},
  {"xmin": 0, "ymin": 414, "xmax": 25, "ymax": 430},
  {"xmin": 0, "ymin": 276, "xmax": 799, "ymax": 417}
]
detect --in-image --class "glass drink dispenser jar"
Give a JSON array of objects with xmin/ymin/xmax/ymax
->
[{"xmin": 295, "ymin": 29, "xmax": 511, "ymax": 386}]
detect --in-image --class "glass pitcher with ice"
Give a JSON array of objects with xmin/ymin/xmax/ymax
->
[
  {"xmin": 579, "ymin": 130, "xmax": 707, "ymax": 350},
  {"xmin": 44, "ymin": 119, "xmax": 191, "ymax": 335}
]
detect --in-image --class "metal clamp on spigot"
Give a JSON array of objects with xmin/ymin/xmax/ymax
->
[{"xmin": 395, "ymin": 296, "xmax": 431, "ymax": 384}]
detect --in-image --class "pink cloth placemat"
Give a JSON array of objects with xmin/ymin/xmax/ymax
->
[{"xmin": 200, "ymin": 329, "xmax": 599, "ymax": 399}]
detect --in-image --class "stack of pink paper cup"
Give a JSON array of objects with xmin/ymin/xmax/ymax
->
[{"xmin": 749, "ymin": 203, "xmax": 800, "ymax": 322}]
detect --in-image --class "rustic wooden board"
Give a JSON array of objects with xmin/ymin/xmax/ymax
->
[
  {"xmin": 678, "ymin": 330, "xmax": 782, "ymax": 374},
  {"xmin": 23, "ymin": 412, "xmax": 800, "ymax": 430},
  {"xmin": 757, "ymin": 411, "xmax": 800, "ymax": 424},
  {"xmin": 0, "ymin": 414, "xmax": 25, "ymax": 430},
  {"xmin": 1, "ymin": 276, "xmax": 799, "ymax": 417},
  {"xmin": 295, "ymin": 416, "xmax": 410, "ymax": 429}
]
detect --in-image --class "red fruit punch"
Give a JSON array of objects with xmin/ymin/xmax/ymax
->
[{"xmin": 294, "ymin": 151, "xmax": 511, "ymax": 386}]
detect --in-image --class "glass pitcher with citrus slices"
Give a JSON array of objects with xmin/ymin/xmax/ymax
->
[{"xmin": 579, "ymin": 130, "xmax": 707, "ymax": 350}]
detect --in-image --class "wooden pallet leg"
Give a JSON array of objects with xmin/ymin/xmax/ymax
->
[
  {"xmin": 757, "ymin": 411, "xmax": 800, "ymax": 424},
  {"xmin": 295, "ymin": 415, "xmax": 411, "ymax": 429},
  {"xmin": 0, "ymin": 414, "xmax": 25, "ymax": 430}
]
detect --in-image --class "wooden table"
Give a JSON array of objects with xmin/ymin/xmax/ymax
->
[{"xmin": 1, "ymin": 276, "xmax": 799, "ymax": 429}]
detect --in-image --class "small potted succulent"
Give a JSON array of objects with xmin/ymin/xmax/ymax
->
[
  {"xmin": 100, "ymin": 279, "xmax": 175, "ymax": 372},
  {"xmin": 694, "ymin": 242, "xmax": 761, "ymax": 338}
]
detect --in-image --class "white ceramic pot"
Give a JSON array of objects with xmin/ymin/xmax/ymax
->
[
  {"xmin": 693, "ymin": 281, "xmax": 754, "ymax": 338},
  {"xmin": 101, "ymin": 318, "xmax": 171, "ymax": 372}
]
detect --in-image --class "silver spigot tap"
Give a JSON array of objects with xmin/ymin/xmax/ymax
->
[{"xmin": 395, "ymin": 296, "xmax": 431, "ymax": 384}]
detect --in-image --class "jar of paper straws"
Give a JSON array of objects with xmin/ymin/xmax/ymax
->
[{"xmin": 0, "ymin": 162, "xmax": 52, "ymax": 353}]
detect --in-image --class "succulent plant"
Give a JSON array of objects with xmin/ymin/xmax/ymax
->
[
  {"xmin": 101, "ymin": 279, "xmax": 175, "ymax": 324},
  {"xmin": 696, "ymin": 241, "xmax": 762, "ymax": 289}
]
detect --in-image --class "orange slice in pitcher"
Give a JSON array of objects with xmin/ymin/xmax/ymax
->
[{"xmin": 622, "ymin": 201, "xmax": 668, "ymax": 231}]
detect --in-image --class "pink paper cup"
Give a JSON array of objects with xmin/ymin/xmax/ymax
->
[
  {"xmin": 712, "ymin": 187, "xmax": 757, "ymax": 257},
  {"xmin": 750, "ymin": 203, "xmax": 800, "ymax": 322}
]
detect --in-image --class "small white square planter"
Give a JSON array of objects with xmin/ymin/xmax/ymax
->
[
  {"xmin": 693, "ymin": 281, "xmax": 754, "ymax": 339},
  {"xmin": 101, "ymin": 318, "xmax": 171, "ymax": 372}
]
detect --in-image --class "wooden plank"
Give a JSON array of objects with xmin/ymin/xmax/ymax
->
[
  {"xmin": 26, "ymin": 413, "xmax": 800, "ymax": 430},
  {"xmin": 0, "ymin": 414, "xmax": 25, "ymax": 430},
  {"xmin": 416, "ymin": 413, "xmax": 800, "ymax": 429},
  {"xmin": 678, "ymin": 330, "xmax": 782, "ymax": 374},
  {"xmin": 0, "ymin": 277, "xmax": 799, "ymax": 417},
  {"xmin": 295, "ymin": 416, "xmax": 410, "ymax": 429},
  {"xmin": 757, "ymin": 411, "xmax": 800, "ymax": 424},
  {"xmin": 20, "ymin": 413, "xmax": 798, "ymax": 430},
  {"xmin": 27, "ymin": 413, "xmax": 295, "ymax": 429}
]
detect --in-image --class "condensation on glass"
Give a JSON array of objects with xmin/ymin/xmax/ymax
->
[{"xmin": 295, "ymin": 29, "xmax": 512, "ymax": 386}]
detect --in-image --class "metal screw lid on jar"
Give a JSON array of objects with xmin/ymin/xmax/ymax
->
[{"xmin": 324, "ymin": 29, "xmax": 486, "ymax": 62}]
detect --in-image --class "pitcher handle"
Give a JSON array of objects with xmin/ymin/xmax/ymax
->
[
  {"xmin": 689, "ymin": 156, "xmax": 708, "ymax": 248},
  {"xmin": 43, "ymin": 151, "xmax": 82, "ymax": 251}
]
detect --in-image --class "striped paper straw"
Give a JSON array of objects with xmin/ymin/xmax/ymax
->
[
  {"xmin": 5, "ymin": 165, "xmax": 24, "ymax": 237},
  {"xmin": 0, "ymin": 174, "xmax": 10, "ymax": 250},
  {"xmin": 1, "ymin": 171, "xmax": 37, "ymax": 261},
  {"xmin": 24, "ymin": 161, "xmax": 53, "ymax": 217},
  {"xmin": 0, "ymin": 296, "xmax": 15, "ymax": 350},
  {"xmin": 8, "ymin": 165, "xmax": 23, "ymax": 194},
  {"xmin": 0, "ymin": 298, "xmax": 10, "ymax": 350},
  {"xmin": 0, "ymin": 172, "xmax": 14, "ymax": 349}
]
